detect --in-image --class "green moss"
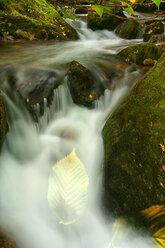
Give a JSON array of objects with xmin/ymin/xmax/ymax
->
[
  {"xmin": 115, "ymin": 19, "xmax": 141, "ymax": 39},
  {"xmin": 118, "ymin": 43, "xmax": 162, "ymax": 65},
  {"xmin": 0, "ymin": 0, "xmax": 78, "ymax": 40},
  {"xmin": 67, "ymin": 61, "xmax": 95, "ymax": 108},
  {"xmin": 0, "ymin": 91, "xmax": 7, "ymax": 151},
  {"xmin": 102, "ymin": 54, "xmax": 165, "ymax": 222}
]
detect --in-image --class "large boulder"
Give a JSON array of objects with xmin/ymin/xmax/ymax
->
[
  {"xmin": 115, "ymin": 19, "xmax": 142, "ymax": 39},
  {"xmin": 102, "ymin": 54, "xmax": 165, "ymax": 222},
  {"xmin": 118, "ymin": 43, "xmax": 162, "ymax": 65},
  {"xmin": 87, "ymin": 9, "xmax": 125, "ymax": 31},
  {"xmin": 67, "ymin": 61, "xmax": 104, "ymax": 108},
  {"xmin": 0, "ymin": 91, "xmax": 7, "ymax": 151}
]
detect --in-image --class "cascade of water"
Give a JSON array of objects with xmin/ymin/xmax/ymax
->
[
  {"xmin": 0, "ymin": 15, "xmax": 154, "ymax": 248},
  {"xmin": 0, "ymin": 81, "xmax": 154, "ymax": 248}
]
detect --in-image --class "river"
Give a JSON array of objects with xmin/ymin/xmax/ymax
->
[{"xmin": 0, "ymin": 16, "xmax": 155, "ymax": 248}]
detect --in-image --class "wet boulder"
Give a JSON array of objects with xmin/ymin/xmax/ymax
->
[
  {"xmin": 103, "ymin": 54, "xmax": 165, "ymax": 223},
  {"xmin": 0, "ymin": 66, "xmax": 62, "ymax": 117},
  {"xmin": 118, "ymin": 43, "xmax": 162, "ymax": 65},
  {"xmin": 0, "ymin": 91, "xmax": 7, "ymax": 151},
  {"xmin": 115, "ymin": 19, "xmax": 142, "ymax": 39},
  {"xmin": 67, "ymin": 61, "xmax": 104, "ymax": 108},
  {"xmin": 87, "ymin": 9, "xmax": 125, "ymax": 31},
  {"xmin": 143, "ymin": 21, "xmax": 164, "ymax": 42}
]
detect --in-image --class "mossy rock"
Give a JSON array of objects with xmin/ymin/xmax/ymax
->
[
  {"xmin": 67, "ymin": 61, "xmax": 103, "ymax": 108},
  {"xmin": 0, "ymin": 91, "xmax": 7, "ymax": 151},
  {"xmin": 0, "ymin": 65, "xmax": 61, "ymax": 119},
  {"xmin": 115, "ymin": 19, "xmax": 142, "ymax": 39},
  {"xmin": 87, "ymin": 9, "xmax": 125, "ymax": 31},
  {"xmin": 0, "ymin": 0, "xmax": 78, "ymax": 41},
  {"xmin": 118, "ymin": 43, "xmax": 162, "ymax": 65},
  {"xmin": 102, "ymin": 54, "xmax": 165, "ymax": 223},
  {"xmin": 143, "ymin": 21, "xmax": 164, "ymax": 42}
]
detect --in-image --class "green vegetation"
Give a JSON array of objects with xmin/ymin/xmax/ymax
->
[
  {"xmin": 103, "ymin": 54, "xmax": 165, "ymax": 222},
  {"xmin": 0, "ymin": 0, "xmax": 78, "ymax": 40},
  {"xmin": 118, "ymin": 43, "xmax": 162, "ymax": 65},
  {"xmin": 115, "ymin": 19, "xmax": 141, "ymax": 39}
]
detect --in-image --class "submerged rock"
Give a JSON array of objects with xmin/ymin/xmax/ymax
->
[
  {"xmin": 118, "ymin": 43, "xmax": 162, "ymax": 65},
  {"xmin": 115, "ymin": 19, "xmax": 142, "ymax": 39},
  {"xmin": 0, "ymin": 91, "xmax": 7, "ymax": 151},
  {"xmin": 103, "ymin": 54, "xmax": 165, "ymax": 223},
  {"xmin": 87, "ymin": 9, "xmax": 125, "ymax": 31},
  {"xmin": 67, "ymin": 61, "xmax": 104, "ymax": 108}
]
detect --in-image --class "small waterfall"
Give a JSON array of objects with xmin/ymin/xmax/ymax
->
[
  {"xmin": 0, "ymin": 80, "xmax": 154, "ymax": 248},
  {"xmin": 0, "ymin": 14, "xmax": 154, "ymax": 248}
]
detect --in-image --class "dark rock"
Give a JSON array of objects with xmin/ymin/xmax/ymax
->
[
  {"xmin": 87, "ymin": 9, "xmax": 125, "ymax": 31},
  {"xmin": 67, "ymin": 61, "xmax": 103, "ymax": 108},
  {"xmin": 115, "ymin": 19, "xmax": 142, "ymax": 39},
  {"xmin": 75, "ymin": 6, "xmax": 88, "ymax": 14},
  {"xmin": 0, "ymin": 66, "xmax": 62, "ymax": 118},
  {"xmin": 0, "ymin": 232, "xmax": 16, "ymax": 248},
  {"xmin": 133, "ymin": 2, "xmax": 157, "ymax": 13},
  {"xmin": 103, "ymin": 54, "xmax": 165, "ymax": 223},
  {"xmin": 143, "ymin": 21, "xmax": 164, "ymax": 42},
  {"xmin": 118, "ymin": 43, "xmax": 162, "ymax": 65},
  {"xmin": 0, "ymin": 91, "xmax": 7, "ymax": 151}
]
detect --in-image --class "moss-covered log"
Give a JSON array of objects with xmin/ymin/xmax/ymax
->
[{"xmin": 103, "ymin": 54, "xmax": 165, "ymax": 222}]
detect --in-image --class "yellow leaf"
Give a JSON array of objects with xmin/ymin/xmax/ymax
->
[
  {"xmin": 91, "ymin": 4, "xmax": 95, "ymax": 10},
  {"xmin": 160, "ymin": 144, "xmax": 165, "ymax": 151},
  {"xmin": 128, "ymin": 0, "xmax": 139, "ymax": 3},
  {"xmin": 47, "ymin": 149, "xmax": 89, "ymax": 225}
]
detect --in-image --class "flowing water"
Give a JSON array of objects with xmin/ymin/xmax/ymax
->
[{"xmin": 0, "ymin": 17, "xmax": 155, "ymax": 248}]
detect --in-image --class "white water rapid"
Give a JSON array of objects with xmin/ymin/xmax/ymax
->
[{"xmin": 0, "ymin": 16, "xmax": 155, "ymax": 248}]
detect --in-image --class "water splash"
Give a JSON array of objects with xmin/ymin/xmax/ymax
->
[{"xmin": 0, "ymin": 83, "xmax": 154, "ymax": 248}]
